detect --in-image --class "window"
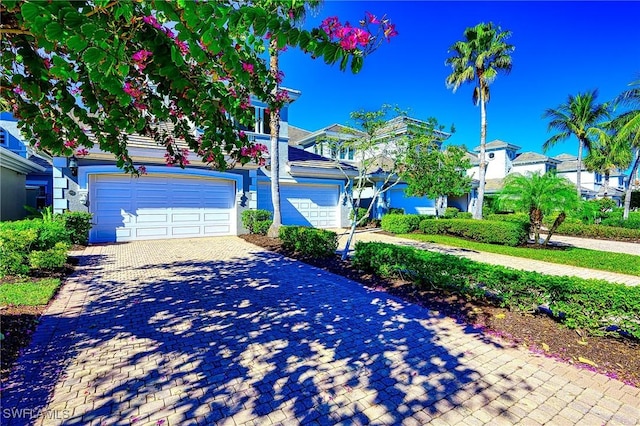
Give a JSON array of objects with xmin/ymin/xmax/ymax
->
[
  {"xmin": 314, "ymin": 144, "xmax": 323, "ymax": 156},
  {"xmin": 36, "ymin": 186, "xmax": 47, "ymax": 209},
  {"xmin": 0, "ymin": 129, "xmax": 5, "ymax": 145},
  {"xmin": 488, "ymin": 152, "xmax": 495, "ymax": 159},
  {"xmin": 338, "ymin": 147, "xmax": 355, "ymax": 160},
  {"xmin": 595, "ymin": 173, "xmax": 602, "ymax": 183}
]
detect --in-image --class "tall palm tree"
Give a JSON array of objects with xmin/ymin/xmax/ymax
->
[
  {"xmin": 613, "ymin": 80, "xmax": 640, "ymax": 220},
  {"xmin": 265, "ymin": 1, "xmax": 321, "ymax": 237},
  {"xmin": 497, "ymin": 172, "xmax": 578, "ymax": 246},
  {"xmin": 584, "ymin": 122, "xmax": 632, "ymax": 197},
  {"xmin": 445, "ymin": 22, "xmax": 514, "ymax": 220},
  {"xmin": 542, "ymin": 90, "xmax": 609, "ymax": 199}
]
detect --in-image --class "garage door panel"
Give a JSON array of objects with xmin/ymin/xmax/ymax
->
[
  {"xmin": 258, "ymin": 182, "xmax": 339, "ymax": 228},
  {"xmin": 89, "ymin": 174, "xmax": 236, "ymax": 243}
]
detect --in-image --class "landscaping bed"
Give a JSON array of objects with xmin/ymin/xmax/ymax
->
[{"xmin": 240, "ymin": 234, "xmax": 640, "ymax": 387}]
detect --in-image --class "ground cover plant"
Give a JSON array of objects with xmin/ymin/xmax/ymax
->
[
  {"xmin": 241, "ymin": 233, "xmax": 640, "ymax": 387},
  {"xmin": 399, "ymin": 233, "xmax": 640, "ymax": 276}
]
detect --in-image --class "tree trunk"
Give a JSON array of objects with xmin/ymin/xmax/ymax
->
[
  {"xmin": 576, "ymin": 138, "xmax": 584, "ymax": 200},
  {"xmin": 530, "ymin": 207, "xmax": 542, "ymax": 245},
  {"xmin": 474, "ymin": 90, "xmax": 487, "ymax": 220},
  {"xmin": 603, "ymin": 171, "xmax": 610, "ymax": 198},
  {"xmin": 543, "ymin": 211, "xmax": 566, "ymax": 246},
  {"xmin": 267, "ymin": 42, "xmax": 282, "ymax": 238},
  {"xmin": 623, "ymin": 148, "xmax": 639, "ymax": 220}
]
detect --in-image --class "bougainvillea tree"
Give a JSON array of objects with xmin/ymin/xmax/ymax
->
[{"xmin": 0, "ymin": 0, "xmax": 397, "ymax": 174}]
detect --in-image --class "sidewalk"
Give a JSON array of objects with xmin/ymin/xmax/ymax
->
[
  {"xmin": 541, "ymin": 234, "xmax": 639, "ymax": 256},
  {"xmin": 335, "ymin": 230, "xmax": 640, "ymax": 286}
]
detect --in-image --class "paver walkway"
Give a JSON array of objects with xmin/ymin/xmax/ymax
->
[
  {"xmin": 2, "ymin": 237, "xmax": 639, "ymax": 426},
  {"xmin": 334, "ymin": 230, "xmax": 640, "ymax": 286}
]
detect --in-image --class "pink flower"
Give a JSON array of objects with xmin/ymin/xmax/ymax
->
[
  {"xmin": 175, "ymin": 39, "xmax": 189, "ymax": 55},
  {"xmin": 137, "ymin": 165, "xmax": 147, "ymax": 175},
  {"xmin": 123, "ymin": 82, "xmax": 143, "ymax": 99},
  {"xmin": 353, "ymin": 28, "xmax": 371, "ymax": 47},
  {"xmin": 162, "ymin": 28, "xmax": 175, "ymax": 39},
  {"xmin": 242, "ymin": 62, "xmax": 254, "ymax": 75},
  {"xmin": 340, "ymin": 34, "xmax": 358, "ymax": 50},
  {"xmin": 383, "ymin": 23, "xmax": 398, "ymax": 40},
  {"xmin": 142, "ymin": 15, "xmax": 160, "ymax": 29},
  {"xmin": 13, "ymin": 86, "xmax": 25, "ymax": 95},
  {"xmin": 132, "ymin": 49, "xmax": 153, "ymax": 62},
  {"xmin": 71, "ymin": 87, "xmax": 82, "ymax": 96},
  {"xmin": 365, "ymin": 12, "xmax": 379, "ymax": 24},
  {"xmin": 238, "ymin": 131, "xmax": 246, "ymax": 139},
  {"xmin": 43, "ymin": 58, "xmax": 52, "ymax": 69},
  {"xmin": 287, "ymin": 9, "xmax": 295, "ymax": 20},
  {"xmin": 64, "ymin": 139, "xmax": 78, "ymax": 148},
  {"xmin": 321, "ymin": 16, "xmax": 341, "ymax": 38},
  {"xmin": 75, "ymin": 148, "xmax": 89, "ymax": 157}
]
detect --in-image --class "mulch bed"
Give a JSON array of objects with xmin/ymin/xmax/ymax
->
[{"xmin": 240, "ymin": 234, "xmax": 640, "ymax": 387}]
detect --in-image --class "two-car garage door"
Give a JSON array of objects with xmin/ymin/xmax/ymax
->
[
  {"xmin": 258, "ymin": 182, "xmax": 339, "ymax": 228},
  {"xmin": 89, "ymin": 174, "xmax": 236, "ymax": 243}
]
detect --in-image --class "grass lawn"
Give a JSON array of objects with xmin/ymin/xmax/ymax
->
[
  {"xmin": 398, "ymin": 233, "xmax": 640, "ymax": 277},
  {"xmin": 0, "ymin": 278, "xmax": 61, "ymax": 306}
]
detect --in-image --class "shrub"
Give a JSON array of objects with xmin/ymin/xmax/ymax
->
[
  {"xmin": 242, "ymin": 209, "xmax": 273, "ymax": 234},
  {"xmin": 456, "ymin": 212, "xmax": 473, "ymax": 219},
  {"xmin": 0, "ymin": 229, "xmax": 38, "ymax": 276},
  {"xmin": 62, "ymin": 212, "xmax": 93, "ymax": 245},
  {"xmin": 387, "ymin": 208, "xmax": 404, "ymax": 215},
  {"xmin": 486, "ymin": 213, "xmax": 530, "ymax": 225},
  {"xmin": 381, "ymin": 214, "xmax": 422, "ymax": 234},
  {"xmin": 349, "ymin": 207, "xmax": 369, "ymax": 225},
  {"xmin": 28, "ymin": 242, "xmax": 70, "ymax": 270},
  {"xmin": 554, "ymin": 222, "xmax": 640, "ymax": 241},
  {"xmin": 279, "ymin": 226, "xmax": 338, "ymax": 258},
  {"xmin": 0, "ymin": 219, "xmax": 70, "ymax": 251},
  {"xmin": 353, "ymin": 242, "xmax": 640, "ymax": 340},
  {"xmin": 443, "ymin": 207, "xmax": 459, "ymax": 219},
  {"xmin": 419, "ymin": 219, "xmax": 528, "ymax": 246}
]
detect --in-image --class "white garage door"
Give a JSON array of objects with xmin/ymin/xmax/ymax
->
[
  {"xmin": 258, "ymin": 182, "xmax": 339, "ymax": 228},
  {"xmin": 388, "ymin": 187, "xmax": 436, "ymax": 215},
  {"xmin": 89, "ymin": 174, "xmax": 236, "ymax": 243}
]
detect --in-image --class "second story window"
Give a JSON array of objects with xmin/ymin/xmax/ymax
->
[{"xmin": 0, "ymin": 129, "xmax": 6, "ymax": 145}]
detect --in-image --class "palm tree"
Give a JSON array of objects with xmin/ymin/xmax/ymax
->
[
  {"xmin": 497, "ymin": 172, "xmax": 578, "ymax": 246},
  {"xmin": 542, "ymin": 90, "xmax": 609, "ymax": 199},
  {"xmin": 266, "ymin": 1, "xmax": 321, "ymax": 237},
  {"xmin": 445, "ymin": 22, "xmax": 514, "ymax": 220},
  {"xmin": 613, "ymin": 80, "xmax": 640, "ymax": 220},
  {"xmin": 584, "ymin": 122, "xmax": 632, "ymax": 197}
]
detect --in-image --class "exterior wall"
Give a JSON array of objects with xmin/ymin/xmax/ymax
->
[
  {"xmin": 511, "ymin": 163, "xmax": 547, "ymax": 176},
  {"xmin": 485, "ymin": 149, "xmax": 513, "ymax": 179},
  {"xmin": 0, "ymin": 167, "xmax": 27, "ymax": 221},
  {"xmin": 558, "ymin": 170, "xmax": 596, "ymax": 191}
]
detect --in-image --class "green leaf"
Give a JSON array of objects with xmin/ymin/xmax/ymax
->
[
  {"xmin": 66, "ymin": 35, "xmax": 88, "ymax": 52},
  {"xmin": 63, "ymin": 10, "xmax": 84, "ymax": 28},
  {"xmin": 21, "ymin": 2, "xmax": 45, "ymax": 22},
  {"xmin": 171, "ymin": 45, "xmax": 185, "ymax": 67},
  {"xmin": 80, "ymin": 23, "xmax": 97, "ymax": 37},
  {"xmin": 45, "ymin": 22, "xmax": 64, "ymax": 41},
  {"xmin": 83, "ymin": 47, "xmax": 105, "ymax": 64},
  {"xmin": 323, "ymin": 43, "xmax": 338, "ymax": 64},
  {"xmin": 351, "ymin": 55, "xmax": 364, "ymax": 74}
]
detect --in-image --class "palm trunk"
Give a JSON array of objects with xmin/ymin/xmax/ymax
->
[
  {"xmin": 530, "ymin": 207, "xmax": 542, "ymax": 245},
  {"xmin": 543, "ymin": 211, "xmax": 566, "ymax": 246},
  {"xmin": 603, "ymin": 171, "xmax": 610, "ymax": 198},
  {"xmin": 623, "ymin": 148, "xmax": 639, "ymax": 220},
  {"xmin": 267, "ymin": 42, "xmax": 282, "ymax": 238},
  {"xmin": 474, "ymin": 94, "xmax": 487, "ymax": 220},
  {"xmin": 576, "ymin": 138, "xmax": 584, "ymax": 199}
]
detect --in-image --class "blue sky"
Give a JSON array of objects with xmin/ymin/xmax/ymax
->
[{"xmin": 280, "ymin": 1, "xmax": 640, "ymax": 157}]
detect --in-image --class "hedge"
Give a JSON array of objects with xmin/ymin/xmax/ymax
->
[
  {"xmin": 279, "ymin": 226, "xmax": 338, "ymax": 258},
  {"xmin": 242, "ymin": 209, "xmax": 272, "ymax": 235},
  {"xmin": 485, "ymin": 213, "xmax": 530, "ymax": 225},
  {"xmin": 62, "ymin": 212, "xmax": 93, "ymax": 245},
  {"xmin": 419, "ymin": 219, "xmax": 529, "ymax": 247},
  {"xmin": 352, "ymin": 242, "xmax": 640, "ymax": 340},
  {"xmin": 381, "ymin": 214, "xmax": 424, "ymax": 234},
  {"xmin": 554, "ymin": 222, "xmax": 640, "ymax": 242}
]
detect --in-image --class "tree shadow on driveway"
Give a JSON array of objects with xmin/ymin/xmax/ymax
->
[{"xmin": 2, "ymin": 240, "xmax": 534, "ymax": 425}]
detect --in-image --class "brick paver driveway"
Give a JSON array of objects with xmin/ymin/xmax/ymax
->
[{"xmin": 2, "ymin": 237, "xmax": 639, "ymax": 425}]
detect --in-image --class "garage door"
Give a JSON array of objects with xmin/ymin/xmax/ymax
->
[
  {"xmin": 89, "ymin": 174, "xmax": 236, "ymax": 243},
  {"xmin": 258, "ymin": 182, "xmax": 339, "ymax": 228},
  {"xmin": 388, "ymin": 187, "xmax": 436, "ymax": 215}
]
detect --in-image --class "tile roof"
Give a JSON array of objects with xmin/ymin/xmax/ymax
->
[
  {"xmin": 287, "ymin": 125, "xmax": 311, "ymax": 146},
  {"xmin": 287, "ymin": 146, "xmax": 357, "ymax": 170},
  {"xmin": 513, "ymin": 151, "xmax": 560, "ymax": 165},
  {"xmin": 474, "ymin": 139, "xmax": 521, "ymax": 152}
]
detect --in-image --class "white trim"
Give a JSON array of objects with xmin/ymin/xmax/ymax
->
[
  {"xmin": 78, "ymin": 165, "xmax": 243, "ymax": 191},
  {"xmin": 0, "ymin": 146, "xmax": 46, "ymax": 174}
]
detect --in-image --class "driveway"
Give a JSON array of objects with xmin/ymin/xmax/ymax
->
[{"xmin": 2, "ymin": 237, "xmax": 639, "ymax": 425}]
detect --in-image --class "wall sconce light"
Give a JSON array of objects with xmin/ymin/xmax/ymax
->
[{"xmin": 68, "ymin": 155, "xmax": 78, "ymax": 177}]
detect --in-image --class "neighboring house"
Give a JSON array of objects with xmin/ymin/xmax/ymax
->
[
  {"xmin": 466, "ymin": 139, "xmax": 628, "ymax": 203},
  {"xmin": 41, "ymin": 88, "xmax": 359, "ymax": 243},
  {"xmin": 0, "ymin": 112, "xmax": 53, "ymax": 213},
  {"xmin": 0, "ymin": 145, "xmax": 46, "ymax": 221},
  {"xmin": 290, "ymin": 116, "xmax": 456, "ymax": 216}
]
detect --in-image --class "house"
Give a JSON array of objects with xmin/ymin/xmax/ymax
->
[
  {"xmin": 0, "ymin": 113, "xmax": 51, "ymax": 219},
  {"xmin": 466, "ymin": 139, "xmax": 628, "ymax": 203},
  {"xmin": 0, "ymin": 146, "xmax": 46, "ymax": 221},
  {"xmin": 290, "ymin": 116, "xmax": 459, "ymax": 216},
  {"xmin": 37, "ymin": 88, "xmax": 359, "ymax": 243}
]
